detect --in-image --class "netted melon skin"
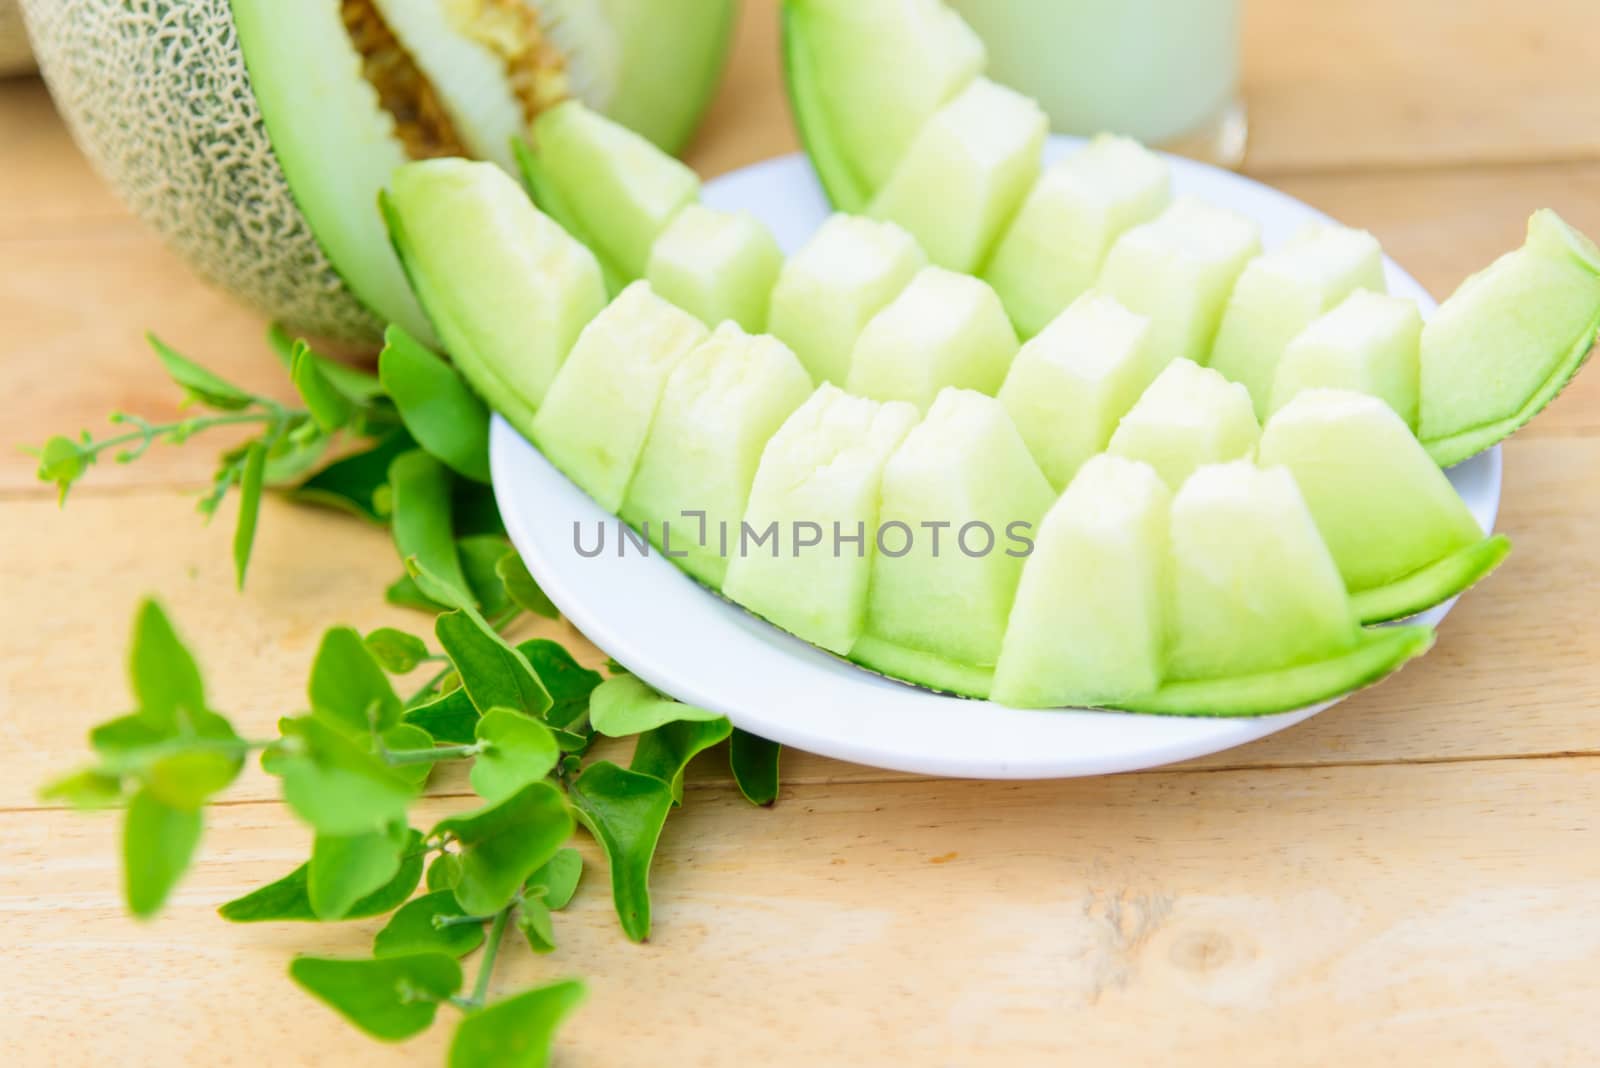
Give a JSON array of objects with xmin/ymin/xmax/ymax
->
[
  {"xmin": 0, "ymin": 0, "xmax": 34, "ymax": 75},
  {"xmin": 21, "ymin": 0, "xmax": 381, "ymax": 341}
]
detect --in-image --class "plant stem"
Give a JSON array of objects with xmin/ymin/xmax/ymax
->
[
  {"xmin": 94, "ymin": 410, "xmax": 285, "ymax": 460},
  {"xmin": 435, "ymin": 911, "xmax": 498, "ymax": 929},
  {"xmin": 469, "ymin": 908, "xmax": 511, "ymax": 1008},
  {"xmin": 381, "ymin": 743, "xmax": 481, "ymax": 767}
]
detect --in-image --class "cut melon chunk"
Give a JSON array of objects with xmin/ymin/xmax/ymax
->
[
  {"xmin": 622, "ymin": 324, "xmax": 814, "ymax": 587},
  {"xmin": 1420, "ymin": 210, "xmax": 1600, "ymax": 467},
  {"xmin": 1107, "ymin": 358, "xmax": 1259, "ymax": 490},
  {"xmin": 845, "ymin": 267, "xmax": 1019, "ymax": 410},
  {"xmin": 992, "ymin": 455, "xmax": 1171, "ymax": 708},
  {"xmin": 645, "ymin": 204, "xmax": 785, "ymax": 333},
  {"xmin": 983, "ymin": 135, "xmax": 1172, "ymax": 338},
  {"xmin": 867, "ymin": 78, "xmax": 1047, "ymax": 273},
  {"xmin": 768, "ymin": 215, "xmax": 928, "ymax": 385},
  {"xmin": 999, "ymin": 291, "xmax": 1160, "ymax": 490},
  {"xmin": 382, "ymin": 159, "xmax": 607, "ymax": 438},
  {"xmin": 1209, "ymin": 224, "xmax": 1386, "ymax": 417},
  {"xmin": 530, "ymin": 282, "xmax": 709, "ymax": 513},
  {"xmin": 723, "ymin": 385, "xmax": 921, "ymax": 654},
  {"xmin": 858, "ymin": 388, "xmax": 1055, "ymax": 694},
  {"xmin": 1096, "ymin": 196, "xmax": 1262, "ymax": 367},
  {"xmin": 1167, "ymin": 462, "xmax": 1358, "ymax": 681},
  {"xmin": 1269, "ymin": 290, "xmax": 1423, "ymax": 428}
]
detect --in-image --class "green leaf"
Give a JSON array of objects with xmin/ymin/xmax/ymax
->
[
  {"xmin": 269, "ymin": 326, "xmax": 387, "ymax": 405},
  {"xmin": 148, "ymin": 333, "xmax": 254, "ymax": 410},
  {"xmin": 433, "ymin": 782, "xmax": 573, "ymax": 915},
  {"xmin": 374, "ymin": 890, "xmax": 486, "ymax": 959},
  {"xmin": 458, "ymin": 535, "xmax": 518, "ymax": 618},
  {"xmin": 218, "ymin": 829, "xmax": 424, "ymax": 923},
  {"xmin": 729, "ymin": 729, "xmax": 782, "ymax": 807},
  {"xmin": 631, "ymin": 717, "xmax": 733, "ymax": 805},
  {"xmin": 291, "ymin": 343, "xmax": 355, "ymax": 433},
  {"xmin": 588, "ymin": 674, "xmax": 722, "ymax": 737},
  {"xmin": 386, "ymin": 571, "xmax": 444, "ymax": 613},
  {"xmin": 290, "ymin": 953, "xmax": 462, "ymax": 1041},
  {"xmin": 129, "ymin": 599, "xmax": 206, "ymax": 728},
  {"xmin": 231, "ymin": 440, "xmax": 267, "ymax": 589},
  {"xmin": 144, "ymin": 743, "xmax": 245, "ymax": 810},
  {"xmin": 379, "ymin": 324, "xmax": 493, "ymax": 483},
  {"xmin": 391, "ymin": 450, "xmax": 471, "ymax": 605},
  {"xmin": 426, "ymin": 852, "xmax": 463, "ymax": 893},
  {"xmin": 309, "ymin": 823, "xmax": 408, "ymax": 921},
  {"xmin": 89, "ymin": 706, "xmax": 238, "ymax": 772},
  {"xmin": 123, "ymin": 788, "xmax": 203, "ymax": 918},
  {"xmin": 497, "ymin": 553, "xmax": 559, "ymax": 620},
  {"xmin": 526, "ymin": 847, "xmax": 582, "ymax": 911},
  {"xmin": 265, "ymin": 717, "xmax": 419, "ymax": 837},
  {"xmin": 377, "ymin": 722, "xmax": 437, "ymax": 785},
  {"xmin": 470, "ymin": 709, "xmax": 560, "ymax": 803},
  {"xmin": 364, "ymin": 627, "xmax": 431, "ymax": 674},
  {"xmin": 515, "ymin": 897, "xmax": 556, "ymax": 954},
  {"xmin": 404, "ymin": 687, "xmax": 479, "ymax": 745},
  {"xmin": 436, "ymin": 609, "xmax": 552, "ymax": 719},
  {"xmin": 568, "ymin": 762, "xmax": 673, "ymax": 942},
  {"xmin": 293, "ymin": 429, "xmax": 415, "ymax": 523},
  {"xmin": 308, "ymin": 626, "xmax": 402, "ymax": 736},
  {"xmin": 516, "ymin": 641, "xmax": 601, "ymax": 731},
  {"xmin": 448, "ymin": 979, "xmax": 586, "ymax": 1068},
  {"xmin": 40, "ymin": 767, "xmax": 125, "ymax": 810},
  {"xmin": 452, "ymin": 477, "xmax": 506, "ymax": 538},
  {"xmin": 36, "ymin": 434, "xmax": 91, "ymax": 500}
]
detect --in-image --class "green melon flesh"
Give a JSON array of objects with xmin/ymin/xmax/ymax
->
[
  {"xmin": 645, "ymin": 204, "xmax": 785, "ymax": 333},
  {"xmin": 983, "ymin": 135, "xmax": 1172, "ymax": 338},
  {"xmin": 992, "ymin": 455, "xmax": 1171, "ymax": 709},
  {"xmin": 1097, "ymin": 196, "xmax": 1262, "ymax": 367},
  {"xmin": 382, "ymin": 158, "xmax": 606, "ymax": 438},
  {"xmin": 529, "ymin": 282, "xmax": 709, "ymax": 513},
  {"xmin": 868, "ymin": 77, "xmax": 1047, "ymax": 273},
  {"xmin": 621, "ymin": 324, "xmax": 815, "ymax": 588},
  {"xmin": 1107, "ymin": 358, "xmax": 1259, "ymax": 490},
  {"xmin": 858, "ymin": 388, "xmax": 1055, "ymax": 694},
  {"xmin": 1167, "ymin": 461, "xmax": 1358, "ymax": 681},
  {"xmin": 1419, "ymin": 210, "xmax": 1600, "ymax": 467},
  {"xmin": 999, "ymin": 291, "xmax": 1160, "ymax": 490},
  {"xmin": 845, "ymin": 267, "xmax": 1019, "ymax": 410},
  {"xmin": 723, "ymin": 385, "xmax": 921, "ymax": 655},
  {"xmin": 768, "ymin": 215, "xmax": 928, "ymax": 385},
  {"xmin": 1269, "ymin": 290, "xmax": 1423, "ymax": 429}
]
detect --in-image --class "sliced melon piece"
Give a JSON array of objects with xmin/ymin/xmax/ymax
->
[
  {"xmin": 1419, "ymin": 210, "xmax": 1600, "ymax": 467},
  {"xmin": 999, "ymin": 291, "xmax": 1160, "ymax": 490},
  {"xmin": 1167, "ymin": 461, "xmax": 1358, "ymax": 681},
  {"xmin": 1208, "ymin": 224, "xmax": 1386, "ymax": 417},
  {"xmin": 645, "ymin": 204, "xmax": 785, "ymax": 333},
  {"xmin": 383, "ymin": 158, "xmax": 607, "ymax": 438},
  {"xmin": 622, "ymin": 324, "xmax": 815, "ymax": 587},
  {"xmin": 723, "ymin": 385, "xmax": 921, "ymax": 654},
  {"xmin": 1106, "ymin": 358, "xmax": 1259, "ymax": 490},
  {"xmin": 867, "ymin": 78, "xmax": 1048, "ymax": 273},
  {"xmin": 1096, "ymin": 196, "xmax": 1262, "ymax": 367},
  {"xmin": 983, "ymin": 135, "xmax": 1172, "ymax": 338},
  {"xmin": 1349, "ymin": 538, "xmax": 1511, "ymax": 625},
  {"xmin": 768, "ymin": 215, "xmax": 928, "ymax": 385},
  {"xmin": 857, "ymin": 388, "xmax": 1055, "ymax": 694},
  {"xmin": 1269, "ymin": 290, "xmax": 1423, "ymax": 428},
  {"xmin": 529, "ymin": 282, "xmax": 709, "ymax": 512},
  {"xmin": 845, "ymin": 267, "xmax": 1019, "ymax": 410},
  {"xmin": 991, "ymin": 455, "xmax": 1171, "ymax": 709}
]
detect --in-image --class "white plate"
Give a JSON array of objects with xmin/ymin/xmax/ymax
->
[{"xmin": 492, "ymin": 140, "xmax": 1502, "ymax": 779}]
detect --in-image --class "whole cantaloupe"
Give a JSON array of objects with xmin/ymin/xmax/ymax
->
[{"xmin": 0, "ymin": 0, "xmax": 35, "ymax": 75}]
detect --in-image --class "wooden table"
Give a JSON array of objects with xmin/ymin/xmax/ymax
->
[{"xmin": 5, "ymin": 2, "xmax": 1599, "ymax": 1063}]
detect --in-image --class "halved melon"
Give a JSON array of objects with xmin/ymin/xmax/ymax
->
[
  {"xmin": 1107, "ymin": 358, "xmax": 1259, "ymax": 490},
  {"xmin": 1269, "ymin": 290, "xmax": 1423, "ymax": 428},
  {"xmin": 645, "ymin": 204, "xmax": 785, "ymax": 333}
]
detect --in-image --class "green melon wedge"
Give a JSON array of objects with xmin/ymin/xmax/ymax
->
[
  {"xmin": 1269, "ymin": 290, "xmax": 1423, "ymax": 429},
  {"xmin": 645, "ymin": 204, "xmax": 785, "ymax": 333},
  {"xmin": 1107, "ymin": 358, "xmax": 1259, "ymax": 490}
]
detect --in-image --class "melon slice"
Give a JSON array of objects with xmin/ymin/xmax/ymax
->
[
  {"xmin": 867, "ymin": 78, "xmax": 1048, "ymax": 273},
  {"xmin": 983, "ymin": 135, "xmax": 1172, "ymax": 337},
  {"xmin": 991, "ymin": 455, "xmax": 1171, "ymax": 709},
  {"xmin": 529, "ymin": 282, "xmax": 709, "ymax": 513},
  {"xmin": 382, "ymin": 158, "xmax": 607, "ymax": 438},
  {"xmin": 999, "ymin": 291, "xmax": 1160, "ymax": 490},
  {"xmin": 845, "ymin": 267, "xmax": 1019, "ymax": 410},
  {"xmin": 1209, "ymin": 224, "xmax": 1386, "ymax": 417},
  {"xmin": 768, "ymin": 215, "xmax": 928, "ymax": 385},
  {"xmin": 1096, "ymin": 196, "xmax": 1262, "ymax": 367},
  {"xmin": 645, "ymin": 204, "xmax": 785, "ymax": 333},
  {"xmin": 856, "ymin": 388, "xmax": 1055, "ymax": 695},
  {"xmin": 622, "ymin": 324, "xmax": 814, "ymax": 587},
  {"xmin": 1258, "ymin": 389, "xmax": 1508, "ymax": 622},
  {"xmin": 1107, "ymin": 358, "xmax": 1259, "ymax": 490},
  {"xmin": 1269, "ymin": 290, "xmax": 1423, "ymax": 428},
  {"xmin": 723, "ymin": 386, "xmax": 921, "ymax": 654},
  {"xmin": 1419, "ymin": 210, "xmax": 1600, "ymax": 467}
]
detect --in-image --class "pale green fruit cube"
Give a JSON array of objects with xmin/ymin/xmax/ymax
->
[
  {"xmin": 645, "ymin": 204, "xmax": 785, "ymax": 333},
  {"xmin": 1269, "ymin": 290, "xmax": 1423, "ymax": 428},
  {"xmin": 1107, "ymin": 358, "xmax": 1260, "ymax": 490}
]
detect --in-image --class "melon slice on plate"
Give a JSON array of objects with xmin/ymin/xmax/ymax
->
[
  {"xmin": 1107, "ymin": 358, "xmax": 1259, "ymax": 490},
  {"xmin": 854, "ymin": 388, "xmax": 1055, "ymax": 697},
  {"xmin": 530, "ymin": 282, "xmax": 709, "ymax": 513},
  {"xmin": 723, "ymin": 385, "xmax": 921, "ymax": 655},
  {"xmin": 622, "ymin": 324, "xmax": 815, "ymax": 587},
  {"xmin": 999, "ymin": 291, "xmax": 1160, "ymax": 490},
  {"xmin": 867, "ymin": 78, "xmax": 1048, "ymax": 273},
  {"xmin": 1097, "ymin": 196, "xmax": 1262, "ymax": 368},
  {"xmin": 845, "ymin": 267, "xmax": 1019, "ymax": 410},
  {"xmin": 1420, "ymin": 210, "xmax": 1600, "ymax": 467},
  {"xmin": 1259, "ymin": 389, "xmax": 1509, "ymax": 623},
  {"xmin": 1208, "ymin": 224, "xmax": 1386, "ymax": 417},
  {"xmin": 768, "ymin": 215, "xmax": 928, "ymax": 385},
  {"xmin": 991, "ymin": 455, "xmax": 1171, "ymax": 709},
  {"xmin": 1269, "ymin": 290, "xmax": 1423, "ymax": 428},
  {"xmin": 646, "ymin": 204, "xmax": 785, "ymax": 333},
  {"xmin": 983, "ymin": 135, "xmax": 1171, "ymax": 338}
]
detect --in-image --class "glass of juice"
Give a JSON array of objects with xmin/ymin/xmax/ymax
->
[{"xmin": 947, "ymin": 0, "xmax": 1245, "ymax": 167}]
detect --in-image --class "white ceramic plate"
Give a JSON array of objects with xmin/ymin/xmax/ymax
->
[{"xmin": 492, "ymin": 139, "xmax": 1503, "ymax": 779}]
